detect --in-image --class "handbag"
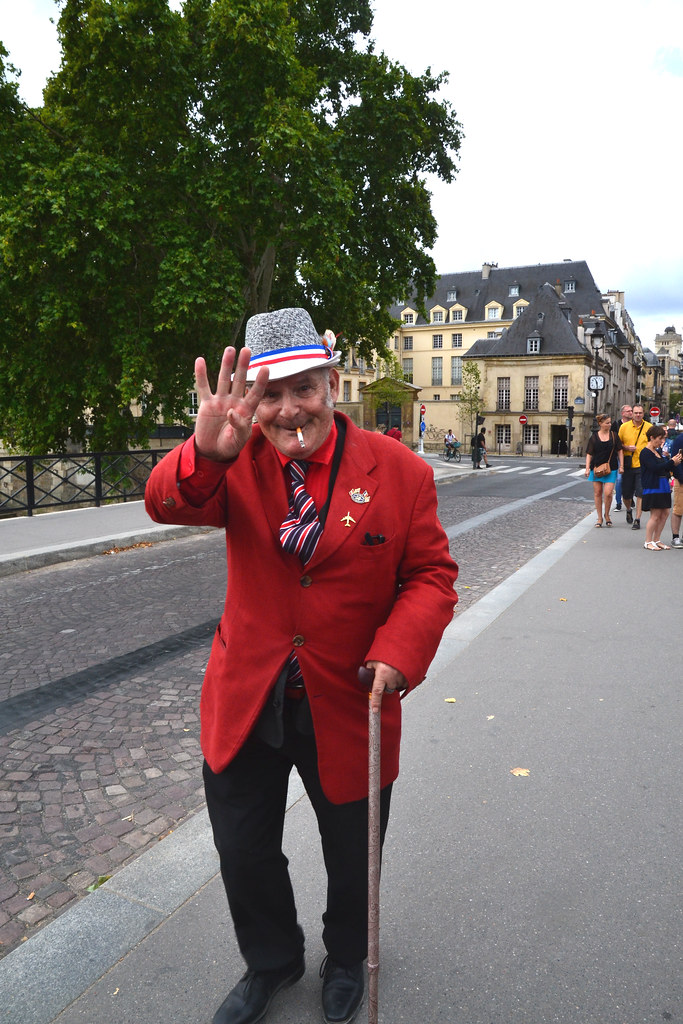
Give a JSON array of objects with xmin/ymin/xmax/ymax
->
[{"xmin": 592, "ymin": 439, "xmax": 614, "ymax": 478}]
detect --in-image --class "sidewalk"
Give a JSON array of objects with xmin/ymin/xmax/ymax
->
[
  {"xmin": 1, "ymin": 505, "xmax": 680, "ymax": 1023},
  {"xmin": 0, "ymin": 456, "xmax": 470, "ymax": 577}
]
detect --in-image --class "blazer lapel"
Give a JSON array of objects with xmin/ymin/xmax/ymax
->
[{"xmin": 308, "ymin": 424, "xmax": 379, "ymax": 568}]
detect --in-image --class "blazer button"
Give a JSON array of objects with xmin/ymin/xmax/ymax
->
[
  {"xmin": 162, "ymin": 496, "xmax": 176, "ymax": 508},
  {"xmin": 292, "ymin": 634, "xmax": 305, "ymax": 647},
  {"xmin": 300, "ymin": 575, "xmax": 313, "ymax": 588}
]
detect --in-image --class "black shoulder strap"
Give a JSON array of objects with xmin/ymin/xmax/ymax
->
[{"xmin": 318, "ymin": 417, "xmax": 346, "ymax": 528}]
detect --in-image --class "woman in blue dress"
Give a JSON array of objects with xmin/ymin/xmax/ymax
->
[
  {"xmin": 584, "ymin": 415, "xmax": 623, "ymax": 526},
  {"xmin": 640, "ymin": 424, "xmax": 683, "ymax": 549}
]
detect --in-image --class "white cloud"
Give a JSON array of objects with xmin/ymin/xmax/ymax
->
[{"xmin": 1, "ymin": 0, "xmax": 681, "ymax": 347}]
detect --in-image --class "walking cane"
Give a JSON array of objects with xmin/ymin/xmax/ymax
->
[{"xmin": 358, "ymin": 665, "xmax": 380, "ymax": 1024}]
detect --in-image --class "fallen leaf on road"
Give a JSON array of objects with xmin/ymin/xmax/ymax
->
[
  {"xmin": 510, "ymin": 767, "xmax": 530, "ymax": 777},
  {"xmin": 560, "ymin": 598, "xmax": 567, "ymax": 602}
]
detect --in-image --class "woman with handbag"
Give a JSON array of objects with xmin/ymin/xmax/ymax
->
[
  {"xmin": 639, "ymin": 424, "xmax": 683, "ymax": 549},
  {"xmin": 585, "ymin": 415, "xmax": 623, "ymax": 526}
]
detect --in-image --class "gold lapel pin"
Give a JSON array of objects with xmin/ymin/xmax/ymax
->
[{"xmin": 341, "ymin": 512, "xmax": 356, "ymax": 528}]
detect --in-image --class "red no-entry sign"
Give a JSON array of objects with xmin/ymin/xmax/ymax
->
[
  {"xmin": 420, "ymin": 404, "xmax": 426, "ymax": 415},
  {"xmin": 650, "ymin": 406, "xmax": 660, "ymax": 417},
  {"xmin": 519, "ymin": 415, "xmax": 528, "ymax": 424}
]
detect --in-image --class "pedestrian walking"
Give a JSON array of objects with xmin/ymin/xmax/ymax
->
[
  {"xmin": 639, "ymin": 424, "xmax": 683, "ymax": 550},
  {"xmin": 618, "ymin": 404, "xmax": 651, "ymax": 531},
  {"xmin": 145, "ymin": 307, "xmax": 458, "ymax": 1024},
  {"xmin": 585, "ymin": 414, "xmax": 623, "ymax": 526},
  {"xmin": 611, "ymin": 404, "xmax": 632, "ymax": 511}
]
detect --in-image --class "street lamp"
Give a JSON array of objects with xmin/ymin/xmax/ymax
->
[{"xmin": 587, "ymin": 322, "xmax": 606, "ymax": 430}]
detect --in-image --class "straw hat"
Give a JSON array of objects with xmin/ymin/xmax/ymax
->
[{"xmin": 244, "ymin": 308, "xmax": 341, "ymax": 381}]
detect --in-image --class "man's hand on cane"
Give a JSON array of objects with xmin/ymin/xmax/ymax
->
[
  {"xmin": 194, "ymin": 346, "xmax": 269, "ymax": 462},
  {"xmin": 365, "ymin": 661, "xmax": 407, "ymax": 714}
]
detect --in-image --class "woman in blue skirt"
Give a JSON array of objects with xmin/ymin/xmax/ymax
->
[
  {"xmin": 640, "ymin": 424, "xmax": 683, "ymax": 549},
  {"xmin": 585, "ymin": 415, "xmax": 623, "ymax": 526}
]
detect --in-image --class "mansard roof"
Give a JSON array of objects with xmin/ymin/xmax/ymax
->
[
  {"xmin": 467, "ymin": 283, "xmax": 589, "ymax": 359},
  {"xmin": 391, "ymin": 259, "xmax": 604, "ymax": 325}
]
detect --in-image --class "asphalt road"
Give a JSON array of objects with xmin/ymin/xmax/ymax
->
[{"xmin": 0, "ymin": 459, "xmax": 593, "ymax": 956}]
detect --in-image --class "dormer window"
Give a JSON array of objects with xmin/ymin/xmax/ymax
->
[
  {"xmin": 432, "ymin": 310, "xmax": 444, "ymax": 323},
  {"xmin": 403, "ymin": 312, "xmax": 414, "ymax": 324},
  {"xmin": 527, "ymin": 335, "xmax": 541, "ymax": 354},
  {"xmin": 446, "ymin": 289, "xmax": 458, "ymax": 303},
  {"xmin": 564, "ymin": 279, "xmax": 576, "ymax": 293},
  {"xmin": 509, "ymin": 284, "xmax": 520, "ymax": 297},
  {"xmin": 487, "ymin": 307, "xmax": 501, "ymax": 320},
  {"xmin": 452, "ymin": 308, "xmax": 463, "ymax": 321}
]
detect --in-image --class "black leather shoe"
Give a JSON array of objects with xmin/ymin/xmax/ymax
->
[
  {"xmin": 320, "ymin": 956, "xmax": 364, "ymax": 1024},
  {"xmin": 213, "ymin": 957, "xmax": 305, "ymax": 1024}
]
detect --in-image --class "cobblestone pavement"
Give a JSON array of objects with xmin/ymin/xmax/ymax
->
[{"xmin": 0, "ymin": 488, "xmax": 591, "ymax": 956}]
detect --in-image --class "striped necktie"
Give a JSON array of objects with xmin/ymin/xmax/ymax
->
[
  {"xmin": 280, "ymin": 460, "xmax": 323, "ymax": 566},
  {"xmin": 280, "ymin": 460, "xmax": 323, "ymax": 687}
]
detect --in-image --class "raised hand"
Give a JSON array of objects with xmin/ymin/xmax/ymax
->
[{"xmin": 194, "ymin": 346, "xmax": 269, "ymax": 462}]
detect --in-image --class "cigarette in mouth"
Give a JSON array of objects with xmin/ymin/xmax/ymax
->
[{"xmin": 296, "ymin": 427, "xmax": 305, "ymax": 449}]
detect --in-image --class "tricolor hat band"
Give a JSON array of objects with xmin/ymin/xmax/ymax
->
[{"xmin": 249, "ymin": 344, "xmax": 332, "ymax": 369}]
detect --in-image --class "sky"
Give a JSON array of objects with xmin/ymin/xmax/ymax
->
[{"xmin": 2, "ymin": 0, "xmax": 683, "ymax": 351}]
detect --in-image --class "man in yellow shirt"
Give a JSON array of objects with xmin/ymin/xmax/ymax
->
[{"xmin": 618, "ymin": 404, "xmax": 652, "ymax": 530}]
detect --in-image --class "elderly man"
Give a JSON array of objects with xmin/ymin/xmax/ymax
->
[
  {"xmin": 611, "ymin": 403, "xmax": 632, "ymax": 511},
  {"xmin": 618, "ymin": 403, "xmax": 651, "ymax": 530},
  {"xmin": 145, "ymin": 308, "xmax": 458, "ymax": 1024}
]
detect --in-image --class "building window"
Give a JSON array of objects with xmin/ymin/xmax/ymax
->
[
  {"xmin": 402, "ymin": 358, "xmax": 413, "ymax": 383},
  {"xmin": 527, "ymin": 336, "xmax": 541, "ymax": 353},
  {"xmin": 524, "ymin": 376, "xmax": 539, "ymax": 410},
  {"xmin": 523, "ymin": 424, "xmax": 540, "ymax": 445},
  {"xmin": 403, "ymin": 335, "xmax": 413, "ymax": 350},
  {"xmin": 553, "ymin": 375, "xmax": 568, "ymax": 410},
  {"xmin": 343, "ymin": 381, "xmax": 351, "ymax": 402},
  {"xmin": 452, "ymin": 309, "xmax": 463, "ymax": 321},
  {"xmin": 357, "ymin": 357, "xmax": 365, "ymax": 373},
  {"xmin": 394, "ymin": 336, "xmax": 399, "ymax": 350},
  {"xmin": 432, "ymin": 334, "xmax": 443, "ymax": 349},
  {"xmin": 432, "ymin": 310, "xmax": 444, "ymax": 323},
  {"xmin": 433, "ymin": 394, "xmax": 441, "ymax": 401},
  {"xmin": 447, "ymin": 289, "xmax": 458, "ymax": 302},
  {"xmin": 515, "ymin": 305, "xmax": 525, "ymax": 317},
  {"xmin": 487, "ymin": 307, "xmax": 501, "ymax": 320},
  {"xmin": 403, "ymin": 312, "xmax": 414, "ymax": 324},
  {"xmin": 188, "ymin": 391, "xmax": 199, "ymax": 416},
  {"xmin": 509, "ymin": 284, "xmax": 519, "ymax": 297},
  {"xmin": 451, "ymin": 356, "xmax": 462, "ymax": 385},
  {"xmin": 496, "ymin": 424, "xmax": 511, "ymax": 446},
  {"xmin": 487, "ymin": 331, "xmax": 499, "ymax": 339},
  {"xmin": 564, "ymin": 280, "xmax": 575, "ymax": 292},
  {"xmin": 497, "ymin": 376, "xmax": 511, "ymax": 410},
  {"xmin": 452, "ymin": 333, "xmax": 462, "ymax": 347},
  {"xmin": 432, "ymin": 357, "xmax": 443, "ymax": 386}
]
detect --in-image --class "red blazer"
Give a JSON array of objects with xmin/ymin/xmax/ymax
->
[{"xmin": 145, "ymin": 413, "xmax": 457, "ymax": 803}]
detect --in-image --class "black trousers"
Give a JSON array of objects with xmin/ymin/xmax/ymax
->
[{"xmin": 203, "ymin": 699, "xmax": 392, "ymax": 972}]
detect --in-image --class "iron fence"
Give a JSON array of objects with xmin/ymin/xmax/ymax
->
[{"xmin": 0, "ymin": 450, "xmax": 173, "ymax": 517}]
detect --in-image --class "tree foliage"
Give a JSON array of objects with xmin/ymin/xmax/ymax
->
[
  {"xmin": 458, "ymin": 361, "xmax": 483, "ymax": 437},
  {"xmin": 0, "ymin": 0, "xmax": 462, "ymax": 451}
]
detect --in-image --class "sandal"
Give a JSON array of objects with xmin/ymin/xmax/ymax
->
[
  {"xmin": 605, "ymin": 517, "xmax": 612, "ymax": 527},
  {"xmin": 643, "ymin": 541, "xmax": 660, "ymax": 550},
  {"xmin": 595, "ymin": 521, "xmax": 603, "ymax": 527},
  {"xmin": 655, "ymin": 542, "xmax": 671, "ymax": 549}
]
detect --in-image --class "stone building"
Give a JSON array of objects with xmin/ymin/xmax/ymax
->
[{"xmin": 386, "ymin": 259, "xmax": 642, "ymax": 450}]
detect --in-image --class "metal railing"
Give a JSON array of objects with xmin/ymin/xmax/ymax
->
[{"xmin": 0, "ymin": 450, "xmax": 173, "ymax": 517}]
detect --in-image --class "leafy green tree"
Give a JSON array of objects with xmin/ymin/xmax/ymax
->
[
  {"xmin": 0, "ymin": 0, "xmax": 462, "ymax": 452},
  {"xmin": 458, "ymin": 361, "xmax": 483, "ymax": 439}
]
